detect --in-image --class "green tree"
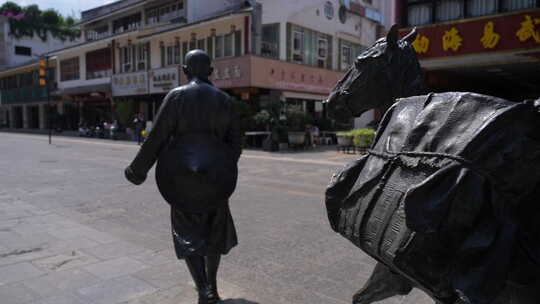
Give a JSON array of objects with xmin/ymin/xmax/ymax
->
[{"xmin": 1, "ymin": 2, "xmax": 80, "ymax": 42}]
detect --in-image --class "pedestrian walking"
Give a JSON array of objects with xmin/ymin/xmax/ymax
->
[
  {"xmin": 125, "ymin": 50, "xmax": 242, "ymax": 304},
  {"xmin": 133, "ymin": 113, "xmax": 145, "ymax": 145}
]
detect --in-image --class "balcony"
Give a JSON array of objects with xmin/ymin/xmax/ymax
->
[
  {"xmin": 0, "ymin": 86, "xmax": 50, "ymax": 105},
  {"xmin": 86, "ymin": 30, "xmax": 112, "ymax": 42},
  {"xmin": 145, "ymin": 10, "xmax": 186, "ymax": 29}
]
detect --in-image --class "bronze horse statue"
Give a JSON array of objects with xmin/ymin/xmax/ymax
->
[{"xmin": 324, "ymin": 25, "xmax": 540, "ymax": 304}]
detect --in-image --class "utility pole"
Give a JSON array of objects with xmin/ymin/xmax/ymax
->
[{"xmin": 39, "ymin": 56, "xmax": 51, "ymax": 144}]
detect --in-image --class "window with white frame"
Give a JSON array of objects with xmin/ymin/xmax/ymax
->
[
  {"xmin": 341, "ymin": 43, "xmax": 352, "ymax": 71},
  {"xmin": 292, "ymin": 29, "xmax": 304, "ymax": 63},
  {"xmin": 121, "ymin": 46, "xmax": 133, "ymax": 73},
  {"xmin": 317, "ymin": 37, "xmax": 328, "ymax": 68},
  {"xmin": 137, "ymin": 44, "xmax": 148, "ymax": 71}
]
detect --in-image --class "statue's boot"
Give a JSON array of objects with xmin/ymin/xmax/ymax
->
[
  {"xmin": 185, "ymin": 255, "xmax": 214, "ymax": 304},
  {"xmin": 205, "ymin": 254, "xmax": 222, "ymax": 303}
]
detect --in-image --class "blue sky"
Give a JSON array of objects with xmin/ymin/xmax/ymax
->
[{"xmin": 4, "ymin": 0, "xmax": 119, "ymax": 18}]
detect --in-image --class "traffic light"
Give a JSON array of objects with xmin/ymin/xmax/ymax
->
[{"xmin": 38, "ymin": 58, "xmax": 47, "ymax": 87}]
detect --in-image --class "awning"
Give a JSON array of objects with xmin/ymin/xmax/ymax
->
[
  {"xmin": 282, "ymin": 91, "xmax": 328, "ymax": 101},
  {"xmin": 52, "ymin": 83, "xmax": 111, "ymax": 96}
]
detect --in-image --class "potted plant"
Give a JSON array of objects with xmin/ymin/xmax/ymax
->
[{"xmin": 285, "ymin": 105, "xmax": 313, "ymax": 147}]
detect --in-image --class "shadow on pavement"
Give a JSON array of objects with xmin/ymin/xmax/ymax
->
[{"xmin": 221, "ymin": 299, "xmax": 260, "ymax": 304}]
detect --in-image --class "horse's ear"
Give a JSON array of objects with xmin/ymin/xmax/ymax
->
[
  {"xmin": 386, "ymin": 24, "xmax": 399, "ymax": 49},
  {"xmin": 402, "ymin": 27, "xmax": 418, "ymax": 44}
]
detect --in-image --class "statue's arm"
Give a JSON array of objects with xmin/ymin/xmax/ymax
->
[
  {"xmin": 125, "ymin": 90, "xmax": 179, "ymax": 185},
  {"xmin": 225, "ymin": 102, "xmax": 242, "ymax": 163}
]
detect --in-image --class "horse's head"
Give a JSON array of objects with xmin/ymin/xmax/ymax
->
[{"xmin": 325, "ymin": 25, "xmax": 424, "ymax": 121}]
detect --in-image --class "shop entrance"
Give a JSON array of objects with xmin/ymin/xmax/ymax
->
[
  {"xmin": 28, "ymin": 106, "xmax": 40, "ymax": 129},
  {"xmin": 12, "ymin": 106, "xmax": 23, "ymax": 128}
]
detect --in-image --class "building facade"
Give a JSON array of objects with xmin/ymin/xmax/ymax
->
[
  {"xmin": 398, "ymin": 0, "xmax": 540, "ymax": 101},
  {"xmin": 1, "ymin": 0, "xmax": 387, "ymax": 131}
]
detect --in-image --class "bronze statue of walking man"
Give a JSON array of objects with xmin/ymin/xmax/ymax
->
[{"xmin": 125, "ymin": 50, "xmax": 242, "ymax": 304}]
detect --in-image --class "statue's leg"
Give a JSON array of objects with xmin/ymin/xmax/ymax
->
[
  {"xmin": 185, "ymin": 255, "xmax": 211, "ymax": 304},
  {"xmin": 205, "ymin": 254, "xmax": 222, "ymax": 303},
  {"xmin": 352, "ymin": 262, "xmax": 413, "ymax": 304}
]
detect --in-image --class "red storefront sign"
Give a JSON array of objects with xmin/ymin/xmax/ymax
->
[{"xmin": 400, "ymin": 9, "xmax": 540, "ymax": 59}]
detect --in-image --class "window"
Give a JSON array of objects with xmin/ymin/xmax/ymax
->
[
  {"xmin": 468, "ymin": 0, "xmax": 498, "ymax": 17},
  {"xmin": 137, "ymin": 44, "xmax": 149, "ymax": 71},
  {"xmin": 292, "ymin": 30, "xmax": 304, "ymax": 63},
  {"xmin": 14, "ymin": 46, "xmax": 31, "ymax": 56},
  {"xmin": 407, "ymin": 3, "xmax": 432, "ymax": 26},
  {"xmin": 503, "ymin": 0, "xmax": 536, "ymax": 11},
  {"xmin": 166, "ymin": 45, "xmax": 174, "ymax": 66},
  {"xmin": 234, "ymin": 30, "xmax": 242, "ymax": 57},
  {"xmin": 436, "ymin": 0, "xmax": 464, "ymax": 22},
  {"xmin": 224, "ymin": 33, "xmax": 233, "ymax": 57},
  {"xmin": 341, "ymin": 44, "xmax": 352, "ymax": 71},
  {"xmin": 197, "ymin": 39, "xmax": 205, "ymax": 52},
  {"xmin": 262, "ymin": 24, "xmax": 279, "ymax": 58},
  {"xmin": 174, "ymin": 43, "xmax": 181, "ymax": 64},
  {"xmin": 121, "ymin": 47, "xmax": 133, "ymax": 72},
  {"xmin": 160, "ymin": 44, "xmax": 166, "ymax": 67},
  {"xmin": 405, "ymin": 0, "xmax": 539, "ymax": 26},
  {"xmin": 317, "ymin": 37, "xmax": 328, "ymax": 68},
  {"xmin": 60, "ymin": 57, "xmax": 80, "ymax": 81},
  {"xmin": 86, "ymin": 48, "xmax": 112, "ymax": 79},
  {"xmin": 206, "ymin": 37, "xmax": 214, "ymax": 59},
  {"xmin": 189, "ymin": 39, "xmax": 196, "ymax": 51},
  {"xmin": 182, "ymin": 41, "xmax": 189, "ymax": 61},
  {"xmin": 215, "ymin": 35, "xmax": 224, "ymax": 58}
]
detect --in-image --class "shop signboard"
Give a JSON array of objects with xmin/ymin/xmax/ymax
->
[
  {"xmin": 400, "ymin": 9, "xmax": 540, "ymax": 59},
  {"xmin": 149, "ymin": 67, "xmax": 180, "ymax": 94},
  {"xmin": 112, "ymin": 71, "xmax": 148, "ymax": 96}
]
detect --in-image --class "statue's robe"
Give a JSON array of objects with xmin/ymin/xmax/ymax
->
[{"xmin": 126, "ymin": 78, "xmax": 242, "ymax": 257}]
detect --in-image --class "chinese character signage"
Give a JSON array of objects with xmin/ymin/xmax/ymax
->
[
  {"xmin": 112, "ymin": 71, "xmax": 148, "ymax": 96},
  {"xmin": 401, "ymin": 10, "xmax": 540, "ymax": 59},
  {"xmin": 149, "ymin": 67, "xmax": 180, "ymax": 94}
]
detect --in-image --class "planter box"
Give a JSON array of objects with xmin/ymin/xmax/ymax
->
[
  {"xmin": 288, "ymin": 132, "xmax": 306, "ymax": 145},
  {"xmin": 337, "ymin": 135, "xmax": 353, "ymax": 146}
]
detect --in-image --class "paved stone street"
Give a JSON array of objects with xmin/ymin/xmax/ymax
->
[{"xmin": 0, "ymin": 132, "xmax": 433, "ymax": 304}]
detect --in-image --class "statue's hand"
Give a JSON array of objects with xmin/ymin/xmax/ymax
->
[{"xmin": 124, "ymin": 166, "xmax": 146, "ymax": 185}]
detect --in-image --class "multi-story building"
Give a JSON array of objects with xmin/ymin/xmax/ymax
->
[
  {"xmin": 398, "ymin": 0, "xmax": 540, "ymax": 101},
  {"xmin": 1, "ymin": 0, "xmax": 387, "ymax": 131}
]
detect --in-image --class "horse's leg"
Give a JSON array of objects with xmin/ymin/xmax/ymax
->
[{"xmin": 352, "ymin": 262, "xmax": 413, "ymax": 304}]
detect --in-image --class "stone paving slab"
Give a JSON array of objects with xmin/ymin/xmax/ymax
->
[
  {"xmin": 0, "ymin": 282, "xmax": 41, "ymax": 304},
  {"xmin": 0, "ymin": 262, "xmax": 46, "ymax": 285},
  {"xmin": 82, "ymin": 257, "xmax": 149, "ymax": 280},
  {"xmin": 77, "ymin": 275, "xmax": 158, "ymax": 304}
]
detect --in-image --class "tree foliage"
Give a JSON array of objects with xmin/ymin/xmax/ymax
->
[{"xmin": 1, "ymin": 2, "xmax": 81, "ymax": 42}]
